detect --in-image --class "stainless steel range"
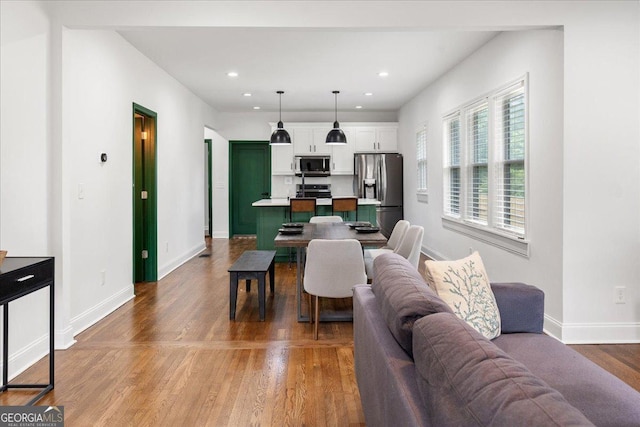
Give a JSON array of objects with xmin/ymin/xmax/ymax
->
[{"xmin": 296, "ymin": 184, "xmax": 332, "ymax": 198}]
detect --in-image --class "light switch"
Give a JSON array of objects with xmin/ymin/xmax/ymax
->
[{"xmin": 78, "ymin": 183, "xmax": 85, "ymax": 199}]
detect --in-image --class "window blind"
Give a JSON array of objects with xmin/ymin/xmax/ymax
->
[
  {"xmin": 416, "ymin": 127, "xmax": 427, "ymax": 192},
  {"xmin": 494, "ymin": 82, "xmax": 526, "ymax": 236},
  {"xmin": 443, "ymin": 115, "xmax": 460, "ymax": 216},
  {"xmin": 466, "ymin": 102, "xmax": 489, "ymax": 224}
]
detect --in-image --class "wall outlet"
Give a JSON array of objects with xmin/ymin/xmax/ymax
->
[
  {"xmin": 284, "ymin": 176, "xmax": 293, "ymax": 185},
  {"xmin": 614, "ymin": 286, "xmax": 626, "ymax": 304},
  {"xmin": 100, "ymin": 270, "xmax": 106, "ymax": 286}
]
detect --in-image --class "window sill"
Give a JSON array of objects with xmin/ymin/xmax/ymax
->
[
  {"xmin": 442, "ymin": 217, "xmax": 529, "ymax": 257},
  {"xmin": 417, "ymin": 192, "xmax": 429, "ymax": 204}
]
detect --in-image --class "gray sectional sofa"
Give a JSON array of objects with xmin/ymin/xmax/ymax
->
[{"xmin": 353, "ymin": 253, "xmax": 640, "ymax": 426}]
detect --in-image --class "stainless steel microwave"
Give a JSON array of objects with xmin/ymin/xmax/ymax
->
[{"xmin": 295, "ymin": 156, "xmax": 331, "ymax": 176}]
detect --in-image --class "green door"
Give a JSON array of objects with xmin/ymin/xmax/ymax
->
[
  {"xmin": 133, "ymin": 103, "xmax": 158, "ymax": 283},
  {"xmin": 230, "ymin": 141, "xmax": 271, "ymax": 236}
]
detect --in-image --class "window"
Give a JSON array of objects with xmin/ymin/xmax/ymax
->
[
  {"xmin": 416, "ymin": 125, "xmax": 428, "ymax": 201},
  {"xmin": 443, "ymin": 114, "xmax": 461, "ymax": 216},
  {"xmin": 494, "ymin": 82, "xmax": 526, "ymax": 235},
  {"xmin": 442, "ymin": 77, "xmax": 528, "ymax": 253},
  {"xmin": 466, "ymin": 102, "xmax": 489, "ymax": 224}
]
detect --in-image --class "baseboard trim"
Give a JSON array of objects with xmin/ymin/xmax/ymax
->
[
  {"xmin": 212, "ymin": 231, "xmax": 229, "ymax": 239},
  {"xmin": 421, "ymin": 245, "xmax": 447, "ymax": 261},
  {"xmin": 158, "ymin": 242, "xmax": 206, "ymax": 280},
  {"xmin": 560, "ymin": 321, "xmax": 640, "ymax": 344},
  {"xmin": 0, "ymin": 333, "xmax": 49, "ymax": 381},
  {"xmin": 70, "ymin": 286, "xmax": 134, "ymax": 337},
  {"xmin": 55, "ymin": 325, "xmax": 76, "ymax": 350}
]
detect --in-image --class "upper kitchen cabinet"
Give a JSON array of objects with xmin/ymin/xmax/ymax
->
[
  {"xmin": 293, "ymin": 127, "xmax": 332, "ymax": 155},
  {"xmin": 271, "ymin": 143, "xmax": 294, "ymax": 175},
  {"xmin": 331, "ymin": 127, "xmax": 355, "ymax": 175},
  {"xmin": 269, "ymin": 123, "xmax": 295, "ymax": 175},
  {"xmin": 354, "ymin": 125, "xmax": 398, "ymax": 152}
]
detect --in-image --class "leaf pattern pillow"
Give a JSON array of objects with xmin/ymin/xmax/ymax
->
[{"xmin": 424, "ymin": 252, "xmax": 501, "ymax": 339}]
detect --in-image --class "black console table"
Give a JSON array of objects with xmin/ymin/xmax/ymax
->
[{"xmin": 0, "ymin": 257, "xmax": 54, "ymax": 405}]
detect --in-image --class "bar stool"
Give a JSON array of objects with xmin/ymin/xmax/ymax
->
[
  {"xmin": 332, "ymin": 197, "xmax": 358, "ymax": 221},
  {"xmin": 289, "ymin": 198, "xmax": 317, "ymax": 222}
]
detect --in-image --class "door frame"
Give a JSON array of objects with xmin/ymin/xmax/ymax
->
[
  {"xmin": 132, "ymin": 103, "xmax": 158, "ymax": 282},
  {"xmin": 228, "ymin": 140, "xmax": 271, "ymax": 236},
  {"xmin": 204, "ymin": 138, "xmax": 213, "ymax": 237}
]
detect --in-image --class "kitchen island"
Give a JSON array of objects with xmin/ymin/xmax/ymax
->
[{"xmin": 252, "ymin": 198, "xmax": 381, "ymax": 262}]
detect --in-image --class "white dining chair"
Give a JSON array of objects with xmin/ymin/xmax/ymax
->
[
  {"xmin": 309, "ymin": 215, "xmax": 344, "ymax": 223},
  {"xmin": 365, "ymin": 224, "xmax": 424, "ymax": 279},
  {"xmin": 394, "ymin": 225, "xmax": 424, "ymax": 268},
  {"xmin": 303, "ymin": 239, "xmax": 367, "ymax": 339},
  {"xmin": 364, "ymin": 219, "xmax": 409, "ymax": 259},
  {"xmin": 364, "ymin": 220, "xmax": 409, "ymax": 278}
]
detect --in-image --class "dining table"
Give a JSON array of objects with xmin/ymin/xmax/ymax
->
[{"xmin": 274, "ymin": 221, "xmax": 387, "ymax": 322}]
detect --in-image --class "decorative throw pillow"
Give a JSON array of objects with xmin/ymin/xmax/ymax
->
[{"xmin": 424, "ymin": 252, "xmax": 501, "ymax": 339}]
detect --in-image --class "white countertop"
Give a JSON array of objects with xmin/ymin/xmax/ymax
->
[{"xmin": 252, "ymin": 198, "xmax": 381, "ymax": 207}]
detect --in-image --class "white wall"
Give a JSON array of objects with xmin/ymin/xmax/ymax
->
[
  {"xmin": 0, "ymin": 1, "xmax": 219, "ymax": 378},
  {"xmin": 0, "ymin": 0, "xmax": 52, "ymax": 378},
  {"xmin": 62, "ymin": 28, "xmax": 217, "ymax": 334},
  {"xmin": 398, "ymin": 29, "xmax": 565, "ymax": 331},
  {"xmin": 205, "ymin": 127, "xmax": 229, "ymax": 238}
]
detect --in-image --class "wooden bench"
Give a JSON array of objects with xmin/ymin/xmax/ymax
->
[{"xmin": 228, "ymin": 250, "xmax": 276, "ymax": 321}]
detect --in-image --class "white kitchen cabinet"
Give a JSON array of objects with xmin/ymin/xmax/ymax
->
[
  {"xmin": 293, "ymin": 127, "xmax": 331, "ymax": 155},
  {"xmin": 331, "ymin": 127, "xmax": 355, "ymax": 175},
  {"xmin": 269, "ymin": 124, "xmax": 295, "ymax": 175},
  {"xmin": 271, "ymin": 144, "xmax": 294, "ymax": 175},
  {"xmin": 354, "ymin": 125, "xmax": 398, "ymax": 152}
]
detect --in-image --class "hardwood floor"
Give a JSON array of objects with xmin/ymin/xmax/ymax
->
[{"xmin": 2, "ymin": 237, "xmax": 639, "ymax": 425}]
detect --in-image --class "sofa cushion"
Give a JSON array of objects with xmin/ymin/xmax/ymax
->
[
  {"xmin": 424, "ymin": 251, "xmax": 501, "ymax": 339},
  {"xmin": 494, "ymin": 333, "xmax": 640, "ymax": 426},
  {"xmin": 371, "ymin": 253, "xmax": 453, "ymax": 357},
  {"xmin": 413, "ymin": 313, "xmax": 594, "ymax": 426}
]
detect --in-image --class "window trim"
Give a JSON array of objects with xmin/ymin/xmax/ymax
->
[
  {"xmin": 441, "ymin": 74, "xmax": 529, "ymax": 257},
  {"xmin": 416, "ymin": 123, "xmax": 428, "ymax": 203}
]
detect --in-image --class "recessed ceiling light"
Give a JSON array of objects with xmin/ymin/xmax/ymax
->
[
  {"xmin": 253, "ymin": 106, "xmax": 261, "ymax": 110},
  {"xmin": 227, "ymin": 71, "xmax": 239, "ymax": 78},
  {"xmin": 355, "ymin": 105, "xmax": 363, "ymax": 109},
  {"xmin": 364, "ymin": 92, "xmax": 373, "ymax": 96},
  {"xmin": 243, "ymin": 93, "xmax": 252, "ymax": 97},
  {"xmin": 378, "ymin": 71, "xmax": 389, "ymax": 77}
]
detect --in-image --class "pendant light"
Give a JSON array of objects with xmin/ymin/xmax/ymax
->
[
  {"xmin": 326, "ymin": 90, "xmax": 347, "ymax": 144},
  {"xmin": 270, "ymin": 90, "xmax": 291, "ymax": 145}
]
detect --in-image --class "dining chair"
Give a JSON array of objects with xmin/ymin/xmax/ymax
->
[
  {"xmin": 303, "ymin": 239, "xmax": 367, "ymax": 339},
  {"xmin": 363, "ymin": 219, "xmax": 410, "ymax": 279},
  {"xmin": 289, "ymin": 197, "xmax": 317, "ymax": 222},
  {"xmin": 365, "ymin": 224, "xmax": 423, "ymax": 279},
  {"xmin": 309, "ymin": 215, "xmax": 344, "ymax": 223},
  {"xmin": 331, "ymin": 197, "xmax": 358, "ymax": 221},
  {"xmin": 393, "ymin": 225, "xmax": 424, "ymax": 268}
]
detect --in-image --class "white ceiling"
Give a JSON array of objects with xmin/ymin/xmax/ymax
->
[{"xmin": 118, "ymin": 27, "xmax": 498, "ymax": 113}]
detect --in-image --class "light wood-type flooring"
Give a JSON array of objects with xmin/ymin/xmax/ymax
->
[{"xmin": 1, "ymin": 237, "xmax": 639, "ymax": 426}]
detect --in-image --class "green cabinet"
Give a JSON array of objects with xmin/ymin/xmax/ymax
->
[{"xmin": 256, "ymin": 204, "xmax": 377, "ymax": 262}]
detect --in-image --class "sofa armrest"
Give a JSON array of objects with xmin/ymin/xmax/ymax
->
[{"xmin": 490, "ymin": 282, "xmax": 544, "ymax": 333}]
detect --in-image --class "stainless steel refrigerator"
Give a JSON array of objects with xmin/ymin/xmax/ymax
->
[{"xmin": 354, "ymin": 153, "xmax": 403, "ymax": 237}]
